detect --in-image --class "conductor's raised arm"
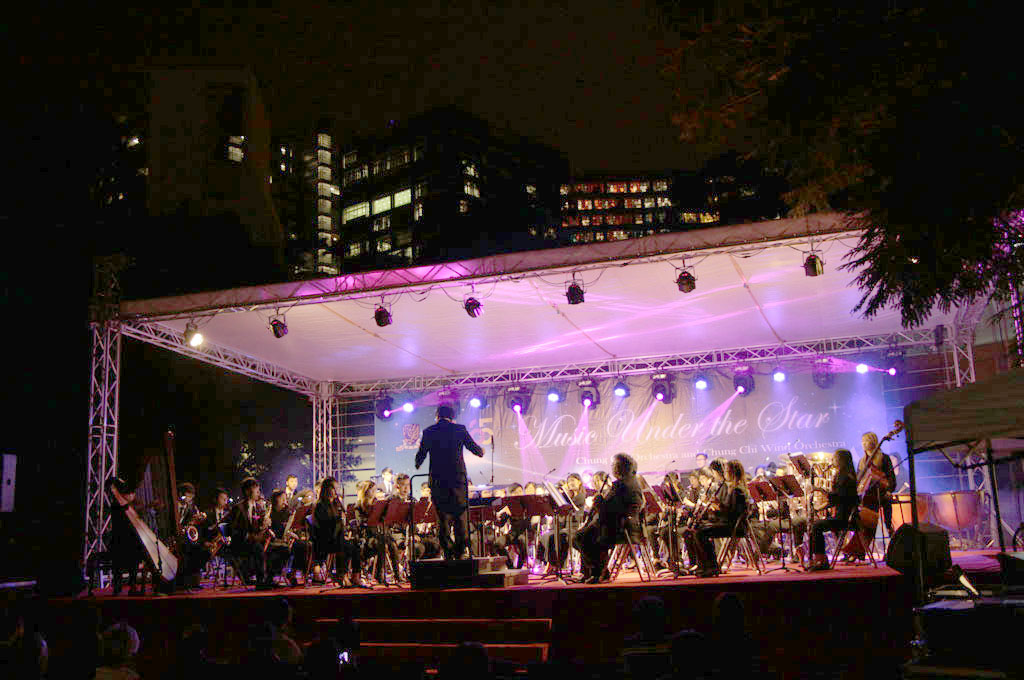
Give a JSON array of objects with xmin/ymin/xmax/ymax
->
[{"xmin": 462, "ymin": 427, "xmax": 485, "ymax": 458}]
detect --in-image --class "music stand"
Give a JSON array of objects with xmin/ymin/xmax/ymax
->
[
  {"xmin": 752, "ymin": 480, "xmax": 793, "ymax": 573},
  {"xmin": 787, "ymin": 453, "xmax": 812, "ymax": 479}
]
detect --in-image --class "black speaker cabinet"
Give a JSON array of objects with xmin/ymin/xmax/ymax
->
[{"xmin": 885, "ymin": 522, "xmax": 952, "ymax": 576}]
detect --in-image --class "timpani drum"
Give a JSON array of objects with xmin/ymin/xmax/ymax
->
[
  {"xmin": 931, "ymin": 490, "xmax": 982, "ymax": 533},
  {"xmin": 891, "ymin": 492, "xmax": 931, "ymax": 530}
]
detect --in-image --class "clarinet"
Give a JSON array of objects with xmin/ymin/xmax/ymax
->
[{"xmin": 686, "ymin": 480, "xmax": 724, "ymax": 531}]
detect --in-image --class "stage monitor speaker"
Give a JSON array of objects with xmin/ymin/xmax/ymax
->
[
  {"xmin": 1, "ymin": 454, "xmax": 14, "ymax": 512},
  {"xmin": 885, "ymin": 522, "xmax": 952, "ymax": 576}
]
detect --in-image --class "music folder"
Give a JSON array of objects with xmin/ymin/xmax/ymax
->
[
  {"xmin": 366, "ymin": 499, "xmax": 389, "ymax": 527},
  {"xmin": 747, "ymin": 480, "xmax": 776, "ymax": 503},
  {"xmin": 413, "ymin": 498, "xmax": 437, "ymax": 524},
  {"xmin": 383, "ymin": 498, "xmax": 412, "ymax": 525},
  {"xmin": 638, "ymin": 475, "xmax": 664, "ymax": 515},
  {"xmin": 786, "ymin": 453, "xmax": 812, "ymax": 478},
  {"xmin": 493, "ymin": 496, "xmax": 526, "ymax": 518},
  {"xmin": 770, "ymin": 474, "xmax": 803, "ymax": 498},
  {"xmin": 520, "ymin": 494, "xmax": 555, "ymax": 518}
]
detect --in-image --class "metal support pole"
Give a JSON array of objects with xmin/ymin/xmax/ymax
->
[
  {"xmin": 906, "ymin": 432, "xmax": 925, "ymax": 605},
  {"xmin": 84, "ymin": 321, "xmax": 123, "ymax": 567}
]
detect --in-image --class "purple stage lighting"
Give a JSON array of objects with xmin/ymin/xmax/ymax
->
[
  {"xmin": 513, "ymin": 403, "xmax": 522, "ymax": 413},
  {"xmin": 402, "ymin": 402, "xmax": 414, "ymax": 413},
  {"xmin": 694, "ymin": 377, "xmax": 708, "ymax": 391},
  {"xmin": 856, "ymin": 363, "xmax": 869, "ymax": 374},
  {"xmin": 469, "ymin": 397, "xmax": 482, "ymax": 408},
  {"xmin": 736, "ymin": 385, "xmax": 746, "ymax": 393},
  {"xmin": 613, "ymin": 381, "xmax": 629, "ymax": 397},
  {"xmin": 888, "ymin": 367, "xmax": 897, "ymax": 376},
  {"xmin": 772, "ymin": 368, "xmax": 786, "ymax": 382},
  {"xmin": 583, "ymin": 397, "xmax": 592, "ymax": 408},
  {"xmin": 655, "ymin": 392, "xmax": 664, "ymax": 401}
]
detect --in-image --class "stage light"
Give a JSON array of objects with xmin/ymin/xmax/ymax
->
[
  {"xmin": 468, "ymin": 392, "xmax": 488, "ymax": 409},
  {"xmin": 887, "ymin": 367, "xmax": 897, "ymax": 376},
  {"xmin": 813, "ymin": 358, "xmax": 834, "ymax": 389},
  {"xmin": 374, "ymin": 305, "xmax": 392, "ymax": 327},
  {"xmin": 613, "ymin": 380, "xmax": 630, "ymax": 397},
  {"xmin": 184, "ymin": 321, "xmax": 203, "ymax": 348},
  {"xmin": 469, "ymin": 396, "xmax": 482, "ymax": 408},
  {"xmin": 804, "ymin": 253, "xmax": 824, "ymax": 277},
  {"xmin": 269, "ymin": 317, "xmax": 288, "ymax": 339},
  {"xmin": 693, "ymin": 374, "xmax": 709, "ymax": 391},
  {"xmin": 464, "ymin": 297, "xmax": 483, "ymax": 318},
  {"xmin": 856, "ymin": 363, "xmax": 869, "ymax": 374},
  {"xmin": 651, "ymin": 373, "xmax": 674, "ymax": 404},
  {"xmin": 578, "ymin": 378, "xmax": 600, "ymax": 408},
  {"xmin": 402, "ymin": 402, "xmax": 415, "ymax": 413},
  {"xmin": 772, "ymin": 367, "xmax": 786, "ymax": 383},
  {"xmin": 885, "ymin": 346, "xmax": 905, "ymax": 377},
  {"xmin": 733, "ymin": 365, "xmax": 754, "ymax": 396},
  {"xmin": 547, "ymin": 386, "xmax": 564, "ymax": 403},
  {"xmin": 676, "ymin": 270, "xmax": 696, "ymax": 293},
  {"xmin": 375, "ymin": 395, "xmax": 394, "ymax": 420},
  {"xmin": 566, "ymin": 281, "xmax": 585, "ymax": 305},
  {"xmin": 507, "ymin": 386, "xmax": 531, "ymax": 414}
]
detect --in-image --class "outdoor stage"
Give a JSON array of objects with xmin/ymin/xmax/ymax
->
[{"xmin": 49, "ymin": 552, "xmax": 1004, "ymax": 678}]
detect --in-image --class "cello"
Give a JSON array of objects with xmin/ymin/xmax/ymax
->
[{"xmin": 842, "ymin": 421, "xmax": 904, "ymax": 558}]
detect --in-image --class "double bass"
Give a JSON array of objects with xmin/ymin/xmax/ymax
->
[{"xmin": 842, "ymin": 421, "xmax": 904, "ymax": 557}]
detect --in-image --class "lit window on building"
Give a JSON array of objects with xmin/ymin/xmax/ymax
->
[
  {"xmin": 529, "ymin": 227, "xmax": 538, "ymax": 236},
  {"xmin": 578, "ymin": 199, "xmax": 592, "ymax": 210},
  {"xmin": 459, "ymin": 199, "xmax": 469, "ymax": 214},
  {"xmin": 653, "ymin": 180, "xmax": 669, "ymax": 191},
  {"xmin": 127, "ymin": 136, "xmax": 140, "ymax": 148},
  {"xmin": 629, "ymin": 181, "xmax": 649, "ymax": 193},
  {"xmin": 560, "ymin": 185, "xmax": 570, "ymax": 195},
  {"xmin": 318, "ymin": 215, "xmax": 333, "ymax": 230},
  {"xmin": 581, "ymin": 216, "xmax": 590, "ymax": 226},
  {"xmin": 348, "ymin": 242, "xmax": 362, "ymax": 257},
  {"xmin": 700, "ymin": 211, "xmax": 719, "ymax": 223},
  {"xmin": 228, "ymin": 146, "xmax": 244, "ymax": 162},
  {"xmin": 393, "ymin": 188, "xmax": 412, "ymax": 208},
  {"xmin": 342, "ymin": 202, "xmax": 370, "ymax": 223},
  {"xmin": 464, "ymin": 162, "xmax": 478, "ymax": 177},
  {"xmin": 373, "ymin": 215, "xmax": 391, "ymax": 232},
  {"xmin": 657, "ymin": 211, "xmax": 666, "ymax": 222},
  {"xmin": 331, "ymin": 185, "xmax": 340, "ymax": 195},
  {"xmin": 571, "ymin": 233, "xmax": 582, "ymax": 243},
  {"xmin": 373, "ymin": 159, "xmax": 386, "ymax": 175},
  {"xmin": 317, "ymin": 133, "xmax": 332, "ymax": 147},
  {"xmin": 562, "ymin": 201, "xmax": 571, "ymax": 211},
  {"xmin": 404, "ymin": 247, "xmax": 413, "ymax": 259},
  {"xmin": 657, "ymin": 197, "xmax": 672, "ymax": 207},
  {"xmin": 526, "ymin": 184, "xmax": 537, "ymax": 196},
  {"xmin": 610, "ymin": 230, "xmax": 628, "ymax": 240},
  {"xmin": 138, "ymin": 167, "xmax": 149, "ymax": 176},
  {"xmin": 595, "ymin": 232, "xmax": 606, "ymax": 241},
  {"xmin": 343, "ymin": 151, "xmax": 357, "ymax": 168},
  {"xmin": 625, "ymin": 198, "xmax": 643, "ymax": 209},
  {"xmin": 545, "ymin": 227, "xmax": 557, "ymax": 239},
  {"xmin": 318, "ymin": 199, "xmax": 332, "ymax": 214},
  {"xmin": 229, "ymin": 136, "xmax": 245, "ymax": 145},
  {"xmin": 608, "ymin": 182, "xmax": 627, "ymax": 193},
  {"xmin": 413, "ymin": 145, "xmax": 425, "ymax": 161},
  {"xmin": 464, "ymin": 181, "xmax": 480, "ymax": 198},
  {"xmin": 318, "ymin": 150, "xmax": 332, "ymax": 165},
  {"xmin": 392, "ymin": 149, "xmax": 410, "ymax": 167},
  {"xmin": 564, "ymin": 216, "xmax": 580, "ymax": 227},
  {"xmin": 281, "ymin": 146, "xmax": 288, "ymax": 155},
  {"xmin": 634, "ymin": 214, "xmax": 644, "ymax": 224},
  {"xmin": 118, "ymin": 193, "xmax": 124, "ymax": 200},
  {"xmin": 318, "ymin": 264, "xmax": 340, "ymax": 275},
  {"xmin": 280, "ymin": 163, "xmax": 287, "ymax": 172},
  {"xmin": 681, "ymin": 212, "xmax": 698, "ymax": 223},
  {"xmin": 373, "ymin": 195, "xmax": 392, "ymax": 214},
  {"xmin": 318, "ymin": 182, "xmax": 333, "ymax": 197},
  {"xmin": 415, "ymin": 182, "xmax": 428, "ymax": 198},
  {"xmin": 643, "ymin": 197, "xmax": 656, "ymax": 208},
  {"xmin": 592, "ymin": 215, "xmax": 604, "ymax": 226},
  {"xmin": 318, "ymin": 166, "xmax": 332, "ymax": 181},
  {"xmin": 377, "ymin": 238, "xmax": 392, "ymax": 253},
  {"xmin": 414, "ymin": 202, "xmax": 424, "ymax": 221}
]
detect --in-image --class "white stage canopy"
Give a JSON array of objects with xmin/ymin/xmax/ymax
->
[{"xmin": 117, "ymin": 213, "xmax": 960, "ymax": 394}]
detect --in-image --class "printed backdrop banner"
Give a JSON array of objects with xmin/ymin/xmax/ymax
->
[{"xmin": 374, "ymin": 371, "xmax": 897, "ymax": 486}]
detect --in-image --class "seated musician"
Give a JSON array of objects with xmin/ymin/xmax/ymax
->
[
  {"xmin": 652, "ymin": 472, "xmax": 686, "ymax": 571},
  {"xmin": 538, "ymin": 473, "xmax": 586, "ymax": 572},
  {"xmin": 684, "ymin": 459, "xmax": 749, "ymax": 578},
  {"xmin": 414, "ymin": 482, "xmax": 441, "ymax": 560},
  {"xmin": 105, "ymin": 477, "xmax": 146, "ymax": 595},
  {"xmin": 268, "ymin": 489, "xmax": 307, "ymax": 587},
  {"xmin": 311, "ymin": 478, "xmax": 363, "ymax": 587},
  {"xmin": 808, "ymin": 449, "xmax": 859, "ymax": 571},
  {"xmin": 354, "ymin": 480, "xmax": 400, "ymax": 584},
  {"xmin": 228, "ymin": 478, "xmax": 284, "ymax": 589},
  {"xmin": 176, "ymin": 482, "xmax": 211, "ymax": 591},
  {"xmin": 858, "ymin": 432, "xmax": 897, "ymax": 536},
  {"xmin": 494, "ymin": 484, "xmax": 530, "ymax": 569},
  {"xmin": 574, "ymin": 453, "xmax": 644, "ymax": 584},
  {"xmin": 389, "ymin": 474, "xmax": 417, "ymax": 560}
]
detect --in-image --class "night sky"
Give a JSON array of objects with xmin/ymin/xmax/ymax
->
[{"xmin": 5, "ymin": 2, "xmax": 705, "ymax": 566}]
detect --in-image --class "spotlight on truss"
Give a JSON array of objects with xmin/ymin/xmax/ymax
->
[
  {"xmin": 507, "ymin": 386, "xmax": 531, "ymax": 414},
  {"xmin": 613, "ymin": 380, "xmax": 630, "ymax": 398},
  {"xmin": 578, "ymin": 378, "xmax": 600, "ymax": 408},
  {"xmin": 733, "ymin": 365, "xmax": 754, "ymax": 396},
  {"xmin": 812, "ymin": 357, "xmax": 835, "ymax": 389},
  {"xmin": 375, "ymin": 395, "xmax": 394, "ymax": 420},
  {"xmin": 566, "ymin": 279, "xmax": 585, "ymax": 305},
  {"xmin": 804, "ymin": 253, "xmax": 824, "ymax": 277},
  {"xmin": 651, "ymin": 373, "xmax": 674, "ymax": 403},
  {"xmin": 269, "ymin": 316, "xmax": 288, "ymax": 339},
  {"xmin": 374, "ymin": 305, "xmax": 392, "ymax": 327},
  {"xmin": 676, "ymin": 270, "xmax": 696, "ymax": 293},
  {"xmin": 772, "ymin": 367, "xmax": 786, "ymax": 383},
  {"xmin": 468, "ymin": 393, "xmax": 488, "ymax": 409},
  {"xmin": 184, "ymin": 321, "xmax": 204, "ymax": 348},
  {"xmin": 885, "ymin": 346, "xmax": 906, "ymax": 377},
  {"xmin": 546, "ymin": 386, "xmax": 565, "ymax": 403},
  {"xmin": 464, "ymin": 297, "xmax": 483, "ymax": 318},
  {"xmin": 693, "ymin": 374, "xmax": 709, "ymax": 391}
]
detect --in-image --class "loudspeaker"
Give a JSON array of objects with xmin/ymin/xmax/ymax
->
[
  {"xmin": 1, "ymin": 454, "xmax": 14, "ymax": 512},
  {"xmin": 885, "ymin": 522, "xmax": 952, "ymax": 576}
]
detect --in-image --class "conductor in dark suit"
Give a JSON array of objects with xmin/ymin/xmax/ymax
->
[{"xmin": 414, "ymin": 404, "xmax": 485, "ymax": 559}]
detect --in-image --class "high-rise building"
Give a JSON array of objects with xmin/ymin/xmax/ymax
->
[
  {"xmin": 273, "ymin": 120, "xmax": 341, "ymax": 279},
  {"xmin": 336, "ymin": 108, "xmax": 568, "ymax": 271},
  {"xmin": 558, "ymin": 173, "xmax": 718, "ymax": 244}
]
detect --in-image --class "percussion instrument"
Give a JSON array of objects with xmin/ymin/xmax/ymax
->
[
  {"xmin": 931, "ymin": 490, "xmax": 981, "ymax": 533},
  {"xmin": 891, "ymin": 492, "xmax": 931, "ymax": 530}
]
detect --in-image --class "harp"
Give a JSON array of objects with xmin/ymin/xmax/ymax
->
[{"xmin": 126, "ymin": 428, "xmax": 180, "ymax": 582}]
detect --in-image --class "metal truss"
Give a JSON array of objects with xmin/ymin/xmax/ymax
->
[
  {"xmin": 311, "ymin": 383, "xmax": 333, "ymax": 485},
  {"xmin": 84, "ymin": 321, "xmax": 122, "ymax": 566},
  {"xmin": 333, "ymin": 328, "xmax": 942, "ymax": 397},
  {"xmin": 121, "ymin": 220, "xmax": 856, "ymax": 323},
  {"xmin": 120, "ymin": 321, "xmax": 318, "ymax": 397}
]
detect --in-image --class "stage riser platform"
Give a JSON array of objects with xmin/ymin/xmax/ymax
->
[{"xmin": 45, "ymin": 567, "xmax": 915, "ymax": 678}]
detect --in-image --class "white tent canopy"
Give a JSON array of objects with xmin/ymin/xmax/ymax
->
[
  {"xmin": 904, "ymin": 368, "xmax": 1024, "ymax": 453},
  {"xmin": 118, "ymin": 213, "xmax": 959, "ymax": 390}
]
